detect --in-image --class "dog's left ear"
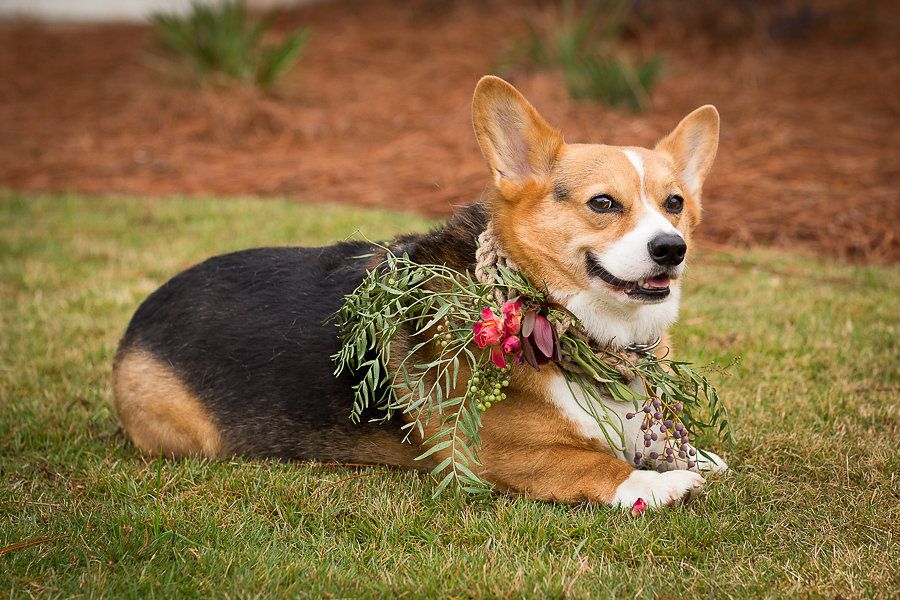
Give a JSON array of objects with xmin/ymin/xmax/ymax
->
[
  {"xmin": 655, "ymin": 105, "xmax": 720, "ymax": 199},
  {"xmin": 472, "ymin": 76, "xmax": 564, "ymax": 190}
]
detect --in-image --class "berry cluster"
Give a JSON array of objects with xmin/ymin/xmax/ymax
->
[
  {"xmin": 469, "ymin": 366, "xmax": 510, "ymax": 412},
  {"xmin": 433, "ymin": 318, "xmax": 455, "ymax": 349},
  {"xmin": 626, "ymin": 398, "xmax": 697, "ymax": 471}
]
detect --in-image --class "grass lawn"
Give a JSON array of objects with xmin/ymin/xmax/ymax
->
[{"xmin": 1, "ymin": 192, "xmax": 897, "ymax": 598}]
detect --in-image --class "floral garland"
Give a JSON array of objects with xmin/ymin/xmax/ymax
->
[{"xmin": 331, "ymin": 243, "xmax": 732, "ymax": 497}]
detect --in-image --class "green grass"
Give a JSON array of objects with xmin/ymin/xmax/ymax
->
[{"xmin": 1, "ymin": 192, "xmax": 897, "ymax": 598}]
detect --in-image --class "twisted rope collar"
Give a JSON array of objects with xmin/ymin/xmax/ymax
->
[{"xmin": 474, "ymin": 225, "xmax": 518, "ymax": 307}]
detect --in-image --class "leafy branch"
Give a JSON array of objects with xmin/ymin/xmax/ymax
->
[{"xmin": 332, "ymin": 246, "xmax": 732, "ymax": 496}]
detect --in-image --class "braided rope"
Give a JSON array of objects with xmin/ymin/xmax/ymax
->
[
  {"xmin": 475, "ymin": 226, "xmax": 518, "ymax": 307},
  {"xmin": 474, "ymin": 225, "xmax": 640, "ymax": 381}
]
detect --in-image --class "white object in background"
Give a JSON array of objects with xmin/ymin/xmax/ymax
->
[{"xmin": 0, "ymin": 0, "xmax": 319, "ymax": 23}]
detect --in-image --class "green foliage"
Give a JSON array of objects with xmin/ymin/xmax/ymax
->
[
  {"xmin": 150, "ymin": 0, "xmax": 312, "ymax": 89},
  {"xmin": 332, "ymin": 246, "xmax": 730, "ymax": 495},
  {"xmin": 332, "ymin": 250, "xmax": 497, "ymax": 496},
  {"xmin": 510, "ymin": 0, "xmax": 662, "ymax": 110}
]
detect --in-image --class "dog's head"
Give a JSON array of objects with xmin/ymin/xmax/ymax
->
[{"xmin": 472, "ymin": 76, "xmax": 719, "ymax": 347}]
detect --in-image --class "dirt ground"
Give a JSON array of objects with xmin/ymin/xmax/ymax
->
[{"xmin": 1, "ymin": 0, "xmax": 898, "ymax": 262}]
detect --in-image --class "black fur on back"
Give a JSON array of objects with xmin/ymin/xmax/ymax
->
[{"xmin": 116, "ymin": 203, "xmax": 488, "ymax": 461}]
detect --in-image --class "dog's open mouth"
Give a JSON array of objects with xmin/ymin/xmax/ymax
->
[{"xmin": 586, "ymin": 253, "xmax": 672, "ymax": 301}]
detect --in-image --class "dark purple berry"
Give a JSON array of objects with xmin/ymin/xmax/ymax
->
[
  {"xmin": 681, "ymin": 443, "xmax": 689, "ymax": 452},
  {"xmin": 689, "ymin": 448, "xmax": 696, "ymax": 456},
  {"xmin": 675, "ymin": 402, "xmax": 684, "ymax": 412},
  {"xmin": 640, "ymin": 422, "xmax": 648, "ymax": 431},
  {"xmin": 634, "ymin": 452, "xmax": 643, "ymax": 463},
  {"xmin": 687, "ymin": 461, "xmax": 696, "ymax": 469},
  {"xmin": 643, "ymin": 406, "xmax": 651, "ymax": 414},
  {"xmin": 657, "ymin": 464, "xmax": 667, "ymax": 473},
  {"xmin": 644, "ymin": 440, "xmax": 652, "ymax": 448},
  {"xmin": 652, "ymin": 399, "xmax": 661, "ymax": 409},
  {"xmin": 666, "ymin": 455, "xmax": 674, "ymax": 463},
  {"xmin": 679, "ymin": 451, "xmax": 686, "ymax": 459},
  {"xmin": 644, "ymin": 433, "xmax": 652, "ymax": 441},
  {"xmin": 653, "ymin": 412, "xmax": 663, "ymax": 420},
  {"xmin": 660, "ymin": 425, "xmax": 667, "ymax": 433},
  {"xmin": 649, "ymin": 452, "xmax": 658, "ymax": 460},
  {"xmin": 675, "ymin": 422, "xmax": 684, "ymax": 432},
  {"xmin": 626, "ymin": 412, "xmax": 635, "ymax": 420},
  {"xmin": 650, "ymin": 432, "xmax": 658, "ymax": 441},
  {"xmin": 664, "ymin": 419, "xmax": 673, "ymax": 429}
]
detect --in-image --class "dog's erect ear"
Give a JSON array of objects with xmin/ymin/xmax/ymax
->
[
  {"xmin": 472, "ymin": 76, "xmax": 564, "ymax": 188},
  {"xmin": 655, "ymin": 105, "xmax": 720, "ymax": 199}
]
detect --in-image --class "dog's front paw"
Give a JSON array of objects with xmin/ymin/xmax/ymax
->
[
  {"xmin": 612, "ymin": 469, "xmax": 705, "ymax": 510},
  {"xmin": 694, "ymin": 450, "xmax": 729, "ymax": 473}
]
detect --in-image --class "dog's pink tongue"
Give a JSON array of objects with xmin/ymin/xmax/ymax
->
[{"xmin": 645, "ymin": 274, "xmax": 671, "ymax": 289}]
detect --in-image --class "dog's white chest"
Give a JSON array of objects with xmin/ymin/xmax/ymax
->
[
  {"xmin": 546, "ymin": 371, "xmax": 729, "ymax": 473},
  {"xmin": 545, "ymin": 371, "xmax": 643, "ymax": 460}
]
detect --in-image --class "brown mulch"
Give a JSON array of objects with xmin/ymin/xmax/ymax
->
[{"xmin": 1, "ymin": 0, "xmax": 898, "ymax": 262}]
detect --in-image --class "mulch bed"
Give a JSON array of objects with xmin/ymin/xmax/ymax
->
[{"xmin": 1, "ymin": 0, "xmax": 898, "ymax": 262}]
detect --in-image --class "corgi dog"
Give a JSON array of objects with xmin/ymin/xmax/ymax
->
[{"xmin": 113, "ymin": 76, "xmax": 727, "ymax": 510}]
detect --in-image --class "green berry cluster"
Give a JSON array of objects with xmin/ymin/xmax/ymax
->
[
  {"xmin": 469, "ymin": 366, "xmax": 510, "ymax": 412},
  {"xmin": 433, "ymin": 319, "xmax": 454, "ymax": 349}
]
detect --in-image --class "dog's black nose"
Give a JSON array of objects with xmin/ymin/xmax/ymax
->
[{"xmin": 648, "ymin": 233, "xmax": 687, "ymax": 266}]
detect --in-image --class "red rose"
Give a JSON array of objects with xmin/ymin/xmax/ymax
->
[
  {"xmin": 501, "ymin": 300, "xmax": 523, "ymax": 337},
  {"xmin": 473, "ymin": 308, "xmax": 503, "ymax": 348},
  {"xmin": 501, "ymin": 335, "xmax": 521, "ymax": 354}
]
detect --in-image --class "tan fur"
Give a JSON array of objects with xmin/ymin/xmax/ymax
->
[
  {"xmin": 476, "ymin": 368, "xmax": 632, "ymax": 502},
  {"xmin": 404, "ymin": 359, "xmax": 633, "ymax": 503},
  {"xmin": 393, "ymin": 310, "xmax": 633, "ymax": 503},
  {"xmin": 113, "ymin": 350, "xmax": 223, "ymax": 458}
]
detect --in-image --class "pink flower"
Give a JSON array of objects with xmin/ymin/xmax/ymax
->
[
  {"xmin": 491, "ymin": 346, "xmax": 507, "ymax": 369},
  {"xmin": 473, "ymin": 308, "xmax": 503, "ymax": 348},
  {"xmin": 501, "ymin": 300, "xmax": 523, "ymax": 337},
  {"xmin": 502, "ymin": 335, "xmax": 521, "ymax": 354},
  {"xmin": 631, "ymin": 497, "xmax": 648, "ymax": 516},
  {"xmin": 471, "ymin": 302, "xmax": 527, "ymax": 369}
]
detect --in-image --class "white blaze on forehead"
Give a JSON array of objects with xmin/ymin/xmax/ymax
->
[
  {"xmin": 622, "ymin": 149, "xmax": 645, "ymax": 189},
  {"xmin": 622, "ymin": 149, "xmax": 649, "ymax": 207}
]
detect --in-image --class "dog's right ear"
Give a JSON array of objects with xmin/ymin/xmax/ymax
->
[{"xmin": 472, "ymin": 76, "xmax": 564, "ymax": 190}]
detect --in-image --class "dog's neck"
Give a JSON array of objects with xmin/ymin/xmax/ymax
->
[{"xmin": 551, "ymin": 287, "xmax": 679, "ymax": 351}]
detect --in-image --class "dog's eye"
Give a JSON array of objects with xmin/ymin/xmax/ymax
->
[
  {"xmin": 587, "ymin": 194, "xmax": 620, "ymax": 213},
  {"xmin": 664, "ymin": 195, "xmax": 684, "ymax": 214}
]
